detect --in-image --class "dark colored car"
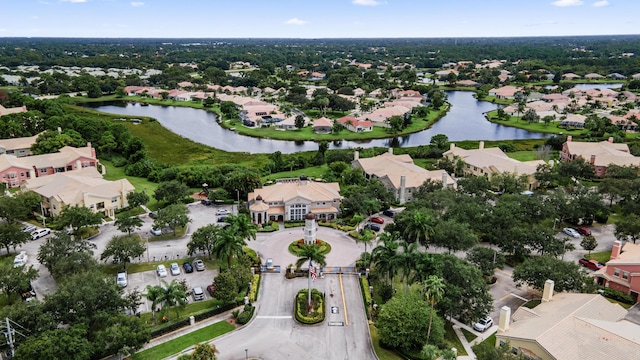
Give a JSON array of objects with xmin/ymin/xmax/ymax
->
[
  {"xmin": 370, "ymin": 216, "xmax": 384, "ymax": 224},
  {"xmin": 579, "ymin": 258, "xmax": 604, "ymax": 270},
  {"xmin": 364, "ymin": 224, "xmax": 381, "ymax": 232},
  {"xmin": 201, "ymin": 199, "xmax": 212, "ymax": 206},
  {"xmin": 207, "ymin": 284, "xmax": 215, "ymax": 296},
  {"xmin": 183, "ymin": 261, "xmax": 194, "ymax": 273},
  {"xmin": 149, "ymin": 211, "xmax": 158, "ymax": 219},
  {"xmin": 574, "ymin": 227, "xmax": 592, "ymax": 236},
  {"xmin": 382, "ymin": 209, "xmax": 395, "ymax": 217},
  {"xmin": 217, "ymin": 216, "xmax": 228, "ymax": 223}
]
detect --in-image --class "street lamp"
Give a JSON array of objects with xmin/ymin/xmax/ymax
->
[
  {"xmin": 245, "ymin": 349, "xmax": 248, "ymax": 360},
  {"xmin": 235, "ymin": 189, "xmax": 240, "ymax": 215}
]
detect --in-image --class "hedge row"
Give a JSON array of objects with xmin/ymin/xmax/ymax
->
[
  {"xmin": 258, "ymin": 221, "xmax": 279, "ymax": 232},
  {"xmin": 359, "ymin": 276, "xmax": 371, "ymax": 319},
  {"xmin": 248, "ymin": 274, "xmax": 261, "ymax": 302},
  {"xmin": 284, "ymin": 221, "xmax": 305, "ymax": 228},
  {"xmin": 149, "ymin": 301, "xmax": 241, "ymax": 338},
  {"xmin": 319, "ymin": 221, "xmax": 356, "ymax": 232},
  {"xmin": 603, "ymin": 287, "xmax": 636, "ymax": 304}
]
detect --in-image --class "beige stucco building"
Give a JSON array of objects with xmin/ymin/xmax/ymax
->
[
  {"xmin": 21, "ymin": 167, "xmax": 135, "ymax": 218},
  {"xmin": 247, "ymin": 177, "xmax": 342, "ymax": 224},
  {"xmin": 352, "ymin": 148, "xmax": 456, "ymax": 204}
]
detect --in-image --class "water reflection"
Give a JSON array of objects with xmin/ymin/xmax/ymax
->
[{"xmin": 86, "ymin": 91, "xmax": 549, "ymax": 154}]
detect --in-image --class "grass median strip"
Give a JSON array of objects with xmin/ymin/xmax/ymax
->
[{"xmin": 131, "ymin": 320, "xmax": 235, "ymax": 360}]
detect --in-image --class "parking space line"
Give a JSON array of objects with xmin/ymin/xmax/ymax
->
[
  {"xmin": 255, "ymin": 316, "xmax": 292, "ymax": 319},
  {"xmin": 339, "ymin": 273, "xmax": 348, "ymax": 326}
]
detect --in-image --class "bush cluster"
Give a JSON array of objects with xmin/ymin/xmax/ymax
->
[
  {"xmin": 603, "ymin": 287, "xmax": 636, "ymax": 304},
  {"xmin": 284, "ymin": 221, "xmax": 305, "ymax": 228},
  {"xmin": 248, "ymin": 274, "xmax": 261, "ymax": 302},
  {"xmin": 318, "ymin": 221, "xmax": 355, "ymax": 232},
  {"xmin": 236, "ymin": 304, "xmax": 255, "ymax": 325},
  {"xmin": 294, "ymin": 289, "xmax": 325, "ymax": 325},
  {"xmin": 360, "ymin": 276, "xmax": 372, "ymax": 319},
  {"xmin": 149, "ymin": 302, "xmax": 241, "ymax": 338}
]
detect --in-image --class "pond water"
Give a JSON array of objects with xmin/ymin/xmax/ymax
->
[{"xmin": 86, "ymin": 91, "xmax": 549, "ymax": 154}]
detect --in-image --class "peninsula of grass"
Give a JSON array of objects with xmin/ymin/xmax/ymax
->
[
  {"xmin": 131, "ymin": 320, "xmax": 235, "ymax": 360},
  {"xmin": 288, "ymin": 240, "xmax": 332, "ymax": 256},
  {"xmin": 485, "ymin": 110, "xmax": 589, "ymax": 136}
]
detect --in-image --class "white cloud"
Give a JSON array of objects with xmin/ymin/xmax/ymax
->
[
  {"xmin": 0, "ymin": 29, "xmax": 6, "ymax": 32},
  {"xmin": 60, "ymin": 0, "xmax": 87, "ymax": 3},
  {"xmin": 353, "ymin": 0, "xmax": 382, "ymax": 5},
  {"xmin": 285, "ymin": 18, "xmax": 307, "ymax": 25},
  {"xmin": 551, "ymin": 0, "xmax": 583, "ymax": 6},
  {"xmin": 130, "ymin": 1, "xmax": 144, "ymax": 6},
  {"xmin": 592, "ymin": 0, "xmax": 609, "ymax": 7}
]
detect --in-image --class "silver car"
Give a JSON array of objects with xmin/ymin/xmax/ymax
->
[
  {"xmin": 170, "ymin": 262, "xmax": 181, "ymax": 276},
  {"xmin": 562, "ymin": 227, "xmax": 581, "ymax": 238},
  {"xmin": 156, "ymin": 264, "xmax": 168, "ymax": 278}
]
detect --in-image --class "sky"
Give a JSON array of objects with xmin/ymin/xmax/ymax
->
[{"xmin": 0, "ymin": 0, "xmax": 638, "ymax": 38}]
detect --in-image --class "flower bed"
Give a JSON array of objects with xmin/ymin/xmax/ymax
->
[{"xmin": 294, "ymin": 288, "xmax": 325, "ymax": 325}]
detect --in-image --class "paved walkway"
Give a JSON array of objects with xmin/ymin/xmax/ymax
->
[{"xmin": 448, "ymin": 316, "xmax": 498, "ymax": 360}]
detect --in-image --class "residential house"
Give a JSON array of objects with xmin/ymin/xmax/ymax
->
[
  {"xmin": 434, "ymin": 69, "xmax": 458, "ymax": 79},
  {"xmin": 559, "ymin": 114, "xmax": 586, "ymax": 128},
  {"xmin": 358, "ymin": 105, "xmax": 411, "ymax": 127},
  {"xmin": 336, "ymin": 116, "xmax": 372, "ymax": 133},
  {"xmin": 276, "ymin": 115, "xmax": 307, "ymax": 130},
  {"xmin": 0, "ymin": 104, "xmax": 27, "ymax": 117},
  {"xmin": 562, "ymin": 72, "xmax": 581, "ymax": 80},
  {"xmin": 22, "ymin": 167, "xmax": 134, "ymax": 218},
  {"xmin": 495, "ymin": 280, "xmax": 640, "ymax": 360},
  {"xmin": 0, "ymin": 143, "xmax": 98, "ymax": 189},
  {"xmin": 312, "ymin": 117, "xmax": 333, "ymax": 134},
  {"xmin": 608, "ymin": 73, "xmax": 627, "ymax": 80},
  {"xmin": 0, "ymin": 133, "xmax": 40, "ymax": 157},
  {"xmin": 443, "ymin": 142, "xmax": 545, "ymax": 190},
  {"xmin": 595, "ymin": 240, "xmax": 640, "ymax": 302},
  {"xmin": 488, "ymin": 86, "xmax": 520, "ymax": 99},
  {"xmin": 456, "ymin": 79, "xmax": 480, "ymax": 87},
  {"xmin": 352, "ymin": 148, "xmax": 456, "ymax": 204},
  {"xmin": 247, "ymin": 177, "xmax": 342, "ymax": 224},
  {"xmin": 560, "ymin": 136, "xmax": 640, "ymax": 177},
  {"xmin": 584, "ymin": 73, "xmax": 604, "ymax": 80}
]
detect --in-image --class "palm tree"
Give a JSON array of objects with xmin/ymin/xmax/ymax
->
[
  {"xmin": 397, "ymin": 240, "xmax": 419, "ymax": 294},
  {"xmin": 158, "ymin": 280, "xmax": 188, "ymax": 320},
  {"xmin": 358, "ymin": 228, "xmax": 376, "ymax": 269},
  {"xmin": 295, "ymin": 243, "xmax": 327, "ymax": 308},
  {"xmin": 145, "ymin": 284, "xmax": 165, "ymax": 324},
  {"xmin": 404, "ymin": 210, "xmax": 435, "ymax": 247},
  {"xmin": 422, "ymin": 275, "xmax": 446, "ymax": 343},
  {"xmin": 213, "ymin": 227, "xmax": 246, "ymax": 270},
  {"xmin": 226, "ymin": 214, "xmax": 257, "ymax": 242},
  {"xmin": 372, "ymin": 231, "xmax": 401, "ymax": 283}
]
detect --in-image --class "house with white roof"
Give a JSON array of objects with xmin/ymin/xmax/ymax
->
[
  {"xmin": 352, "ymin": 148, "xmax": 456, "ymax": 204},
  {"xmin": 247, "ymin": 177, "xmax": 342, "ymax": 224},
  {"xmin": 560, "ymin": 136, "xmax": 640, "ymax": 177},
  {"xmin": 495, "ymin": 280, "xmax": 640, "ymax": 360},
  {"xmin": 0, "ymin": 133, "xmax": 40, "ymax": 158}
]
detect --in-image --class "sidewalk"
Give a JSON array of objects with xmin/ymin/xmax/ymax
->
[
  {"xmin": 139, "ymin": 306, "xmax": 243, "ymax": 352},
  {"xmin": 448, "ymin": 316, "xmax": 498, "ymax": 360}
]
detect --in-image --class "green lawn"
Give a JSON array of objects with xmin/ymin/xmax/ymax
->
[
  {"xmin": 131, "ymin": 321, "xmax": 235, "ymax": 360},
  {"xmin": 101, "ymin": 160, "xmax": 161, "ymax": 208},
  {"xmin": 461, "ymin": 327, "xmax": 477, "ymax": 343},
  {"xmin": 585, "ymin": 251, "xmax": 612, "ymax": 264},
  {"xmin": 507, "ymin": 151, "xmax": 540, "ymax": 162},
  {"xmin": 264, "ymin": 165, "xmax": 328, "ymax": 182},
  {"xmin": 444, "ymin": 321, "xmax": 468, "ymax": 356}
]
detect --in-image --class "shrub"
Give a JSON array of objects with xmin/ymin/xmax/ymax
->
[
  {"xmin": 603, "ymin": 287, "xmax": 635, "ymax": 304},
  {"xmin": 360, "ymin": 276, "xmax": 371, "ymax": 318},
  {"xmin": 284, "ymin": 221, "xmax": 305, "ymax": 228},
  {"xmin": 294, "ymin": 289, "xmax": 325, "ymax": 325},
  {"xmin": 236, "ymin": 304, "xmax": 255, "ymax": 325},
  {"xmin": 248, "ymin": 274, "xmax": 260, "ymax": 302}
]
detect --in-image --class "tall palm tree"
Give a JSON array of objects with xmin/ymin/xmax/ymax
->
[
  {"xmin": 226, "ymin": 214, "xmax": 257, "ymax": 242},
  {"xmin": 158, "ymin": 280, "xmax": 188, "ymax": 320},
  {"xmin": 422, "ymin": 275, "xmax": 446, "ymax": 343},
  {"xmin": 358, "ymin": 228, "xmax": 376, "ymax": 268},
  {"xmin": 295, "ymin": 243, "xmax": 327, "ymax": 308},
  {"xmin": 397, "ymin": 240, "xmax": 419, "ymax": 294},
  {"xmin": 404, "ymin": 210, "xmax": 435, "ymax": 247},
  {"xmin": 372, "ymin": 231, "xmax": 401, "ymax": 283},
  {"xmin": 145, "ymin": 284, "xmax": 164, "ymax": 324},
  {"xmin": 213, "ymin": 227, "xmax": 246, "ymax": 269}
]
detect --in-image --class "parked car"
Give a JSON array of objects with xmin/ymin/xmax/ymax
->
[
  {"xmin": 149, "ymin": 211, "xmax": 158, "ymax": 218},
  {"xmin": 216, "ymin": 208, "xmax": 230, "ymax": 216},
  {"xmin": 22, "ymin": 225, "xmax": 37, "ymax": 233},
  {"xmin": 574, "ymin": 227, "xmax": 592, "ymax": 236},
  {"xmin": 13, "ymin": 251, "xmax": 28, "ymax": 268},
  {"xmin": 382, "ymin": 209, "xmax": 396, "ymax": 217},
  {"xmin": 370, "ymin": 216, "xmax": 384, "ymax": 224},
  {"xmin": 364, "ymin": 224, "xmax": 381, "ymax": 232},
  {"xmin": 116, "ymin": 270, "xmax": 128, "ymax": 287},
  {"xmin": 562, "ymin": 227, "xmax": 581, "ymax": 238},
  {"xmin": 170, "ymin": 262, "xmax": 181, "ymax": 276},
  {"xmin": 193, "ymin": 259, "xmax": 205, "ymax": 271},
  {"xmin": 20, "ymin": 282, "xmax": 36, "ymax": 302},
  {"xmin": 156, "ymin": 264, "xmax": 168, "ymax": 278},
  {"xmin": 30, "ymin": 228, "xmax": 51, "ymax": 240},
  {"xmin": 192, "ymin": 286, "xmax": 205, "ymax": 301},
  {"xmin": 217, "ymin": 216, "xmax": 228, "ymax": 223},
  {"xmin": 183, "ymin": 261, "xmax": 194, "ymax": 273},
  {"xmin": 207, "ymin": 284, "xmax": 215, "ymax": 296},
  {"xmin": 201, "ymin": 199, "xmax": 212, "ymax": 206},
  {"xmin": 579, "ymin": 258, "xmax": 604, "ymax": 270},
  {"xmin": 473, "ymin": 316, "xmax": 494, "ymax": 332},
  {"xmin": 150, "ymin": 228, "xmax": 162, "ymax": 236}
]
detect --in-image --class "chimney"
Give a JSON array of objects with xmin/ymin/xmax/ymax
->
[
  {"xmin": 542, "ymin": 279, "xmax": 555, "ymax": 302},
  {"xmin": 608, "ymin": 137, "xmax": 614, "ymax": 143},
  {"xmin": 354, "ymin": 150, "xmax": 359, "ymax": 161},
  {"xmin": 567, "ymin": 135, "xmax": 572, "ymax": 142},
  {"xmin": 399, "ymin": 176, "xmax": 406, "ymax": 204},
  {"xmin": 388, "ymin": 147, "xmax": 394, "ymax": 155},
  {"xmin": 611, "ymin": 240, "xmax": 622, "ymax": 260},
  {"xmin": 590, "ymin": 155, "xmax": 596, "ymax": 164},
  {"xmin": 449, "ymin": 143, "xmax": 455, "ymax": 151},
  {"xmin": 479, "ymin": 141, "xmax": 484, "ymax": 150},
  {"xmin": 442, "ymin": 172, "xmax": 448, "ymax": 189},
  {"xmin": 498, "ymin": 306, "xmax": 511, "ymax": 332}
]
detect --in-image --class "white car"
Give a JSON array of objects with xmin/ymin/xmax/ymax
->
[
  {"xmin": 30, "ymin": 228, "xmax": 51, "ymax": 240},
  {"xmin": 156, "ymin": 264, "xmax": 168, "ymax": 278},
  {"xmin": 473, "ymin": 316, "xmax": 494, "ymax": 332},
  {"xmin": 13, "ymin": 251, "xmax": 28, "ymax": 268},
  {"xmin": 116, "ymin": 270, "xmax": 128, "ymax": 287},
  {"xmin": 170, "ymin": 262, "xmax": 181, "ymax": 276},
  {"xmin": 216, "ymin": 208, "xmax": 230, "ymax": 216},
  {"xmin": 22, "ymin": 225, "xmax": 37, "ymax": 233},
  {"xmin": 562, "ymin": 227, "xmax": 581, "ymax": 238},
  {"xmin": 150, "ymin": 228, "xmax": 162, "ymax": 236}
]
